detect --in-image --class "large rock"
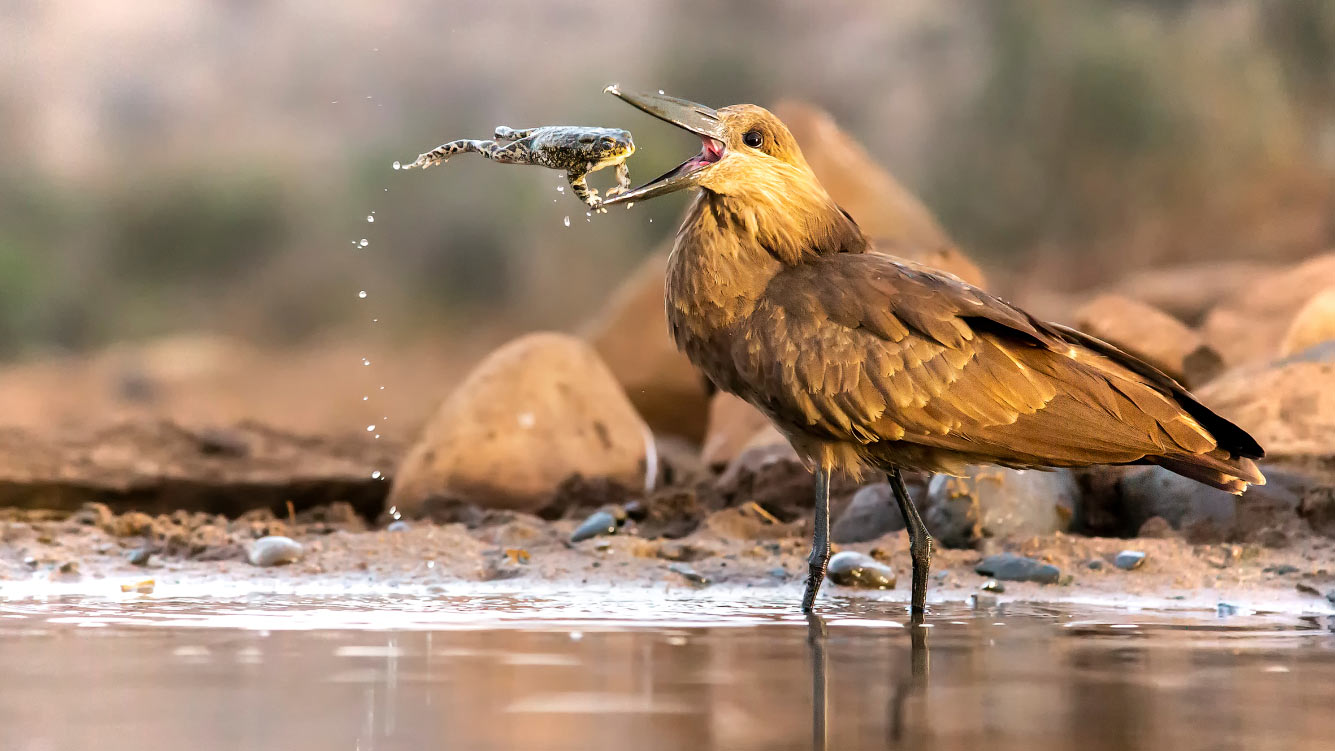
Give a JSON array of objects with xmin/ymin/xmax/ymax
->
[
  {"xmin": 926, "ymin": 467, "xmax": 1078, "ymax": 547},
  {"xmin": 387, "ymin": 333, "xmax": 650, "ymax": 516},
  {"xmin": 1197, "ymin": 342, "xmax": 1335, "ymax": 458},
  {"xmin": 700, "ymin": 392, "xmax": 773, "ymax": 469},
  {"xmin": 1074, "ymin": 294, "xmax": 1224, "ymax": 386},
  {"xmin": 1118, "ymin": 466, "xmax": 1301, "ymax": 544},
  {"xmin": 1281, "ymin": 288, "xmax": 1335, "ymax": 357},
  {"xmin": 831, "ymin": 481, "xmax": 908, "ymax": 544},
  {"xmin": 585, "ymin": 251, "xmax": 710, "ymax": 442},
  {"xmin": 775, "ymin": 101, "xmax": 987, "ymax": 288},
  {"xmin": 1201, "ymin": 253, "xmax": 1335, "ymax": 366},
  {"xmin": 1110, "ymin": 260, "xmax": 1268, "ymax": 325}
]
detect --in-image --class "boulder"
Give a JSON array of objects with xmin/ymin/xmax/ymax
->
[
  {"xmin": 1201, "ymin": 253, "xmax": 1335, "ymax": 366},
  {"xmin": 387, "ymin": 332, "xmax": 650, "ymax": 516},
  {"xmin": 1197, "ymin": 342, "xmax": 1335, "ymax": 458},
  {"xmin": 1074, "ymin": 294, "xmax": 1224, "ymax": 386},
  {"xmin": 701, "ymin": 392, "xmax": 773, "ymax": 468},
  {"xmin": 1118, "ymin": 466, "xmax": 1300, "ymax": 544},
  {"xmin": 585, "ymin": 250, "xmax": 711, "ymax": 442},
  {"xmin": 831, "ymin": 482, "xmax": 906, "ymax": 544},
  {"xmin": 925, "ymin": 467, "xmax": 1078, "ymax": 547},
  {"xmin": 775, "ymin": 101, "xmax": 987, "ymax": 288},
  {"xmin": 1281, "ymin": 287, "xmax": 1335, "ymax": 357},
  {"xmin": 1110, "ymin": 260, "xmax": 1268, "ymax": 324}
]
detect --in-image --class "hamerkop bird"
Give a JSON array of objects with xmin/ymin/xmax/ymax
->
[{"xmin": 601, "ymin": 88, "xmax": 1265, "ymax": 615}]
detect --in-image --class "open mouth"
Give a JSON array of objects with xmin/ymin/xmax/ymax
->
[{"xmin": 601, "ymin": 87, "xmax": 725, "ymax": 205}]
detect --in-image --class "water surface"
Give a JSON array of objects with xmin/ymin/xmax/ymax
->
[{"xmin": 1, "ymin": 592, "xmax": 1331, "ymax": 751}]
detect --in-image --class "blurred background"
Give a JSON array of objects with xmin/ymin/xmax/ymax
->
[{"xmin": 0, "ymin": 0, "xmax": 1331, "ymax": 439}]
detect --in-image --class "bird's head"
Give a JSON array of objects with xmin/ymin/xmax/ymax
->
[{"xmin": 601, "ymin": 87, "xmax": 816, "ymax": 205}]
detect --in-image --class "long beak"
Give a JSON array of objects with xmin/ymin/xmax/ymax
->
[{"xmin": 601, "ymin": 86, "xmax": 725, "ymax": 205}]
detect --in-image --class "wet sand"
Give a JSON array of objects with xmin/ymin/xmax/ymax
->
[{"xmin": 4, "ymin": 505, "xmax": 1333, "ymax": 616}]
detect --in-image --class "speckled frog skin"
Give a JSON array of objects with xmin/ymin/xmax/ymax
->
[{"xmin": 403, "ymin": 126, "xmax": 635, "ymax": 211}]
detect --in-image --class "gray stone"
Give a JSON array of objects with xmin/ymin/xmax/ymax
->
[
  {"xmin": 386, "ymin": 520, "xmax": 411, "ymax": 533},
  {"xmin": 667, "ymin": 563, "xmax": 709, "ymax": 586},
  {"xmin": 831, "ymin": 483, "xmax": 905, "ymax": 544},
  {"xmin": 975, "ymin": 553, "xmax": 1060, "ymax": 584},
  {"xmin": 570, "ymin": 510, "xmax": 618, "ymax": 543},
  {"xmin": 125, "ymin": 547, "xmax": 153, "ymax": 566},
  {"xmin": 1114, "ymin": 550, "xmax": 1146, "ymax": 570},
  {"xmin": 926, "ymin": 467, "xmax": 1078, "ymax": 547},
  {"xmin": 980, "ymin": 580, "xmax": 1005, "ymax": 593},
  {"xmin": 826, "ymin": 551, "xmax": 896, "ymax": 589},
  {"xmin": 1086, "ymin": 559, "xmax": 1105, "ymax": 570},
  {"xmin": 1121, "ymin": 467, "xmax": 1237, "ymax": 543},
  {"xmin": 247, "ymin": 536, "xmax": 303, "ymax": 567}
]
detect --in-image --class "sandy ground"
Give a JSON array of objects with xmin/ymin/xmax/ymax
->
[{"xmin": 3, "ymin": 503, "xmax": 1334, "ymax": 618}]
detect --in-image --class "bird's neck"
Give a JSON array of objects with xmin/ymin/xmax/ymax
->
[{"xmin": 665, "ymin": 182, "xmax": 866, "ymax": 336}]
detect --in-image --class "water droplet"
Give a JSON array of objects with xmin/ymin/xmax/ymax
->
[
  {"xmin": 649, "ymin": 218, "xmax": 653, "ymax": 223},
  {"xmin": 569, "ymin": 631, "xmax": 583, "ymax": 642},
  {"xmin": 362, "ymin": 358, "xmax": 371, "ymax": 366},
  {"xmin": 658, "ymin": 89, "xmax": 665, "ymax": 95},
  {"xmin": 626, "ymin": 202, "xmax": 634, "ymax": 209},
  {"xmin": 366, "ymin": 424, "xmax": 376, "ymax": 432},
  {"xmin": 392, "ymin": 161, "xmax": 401, "ymax": 170},
  {"xmin": 371, "ymin": 318, "xmax": 378, "ymax": 323},
  {"xmin": 374, "ymin": 434, "xmax": 380, "ymax": 439},
  {"xmin": 359, "ymin": 239, "xmax": 369, "ymax": 247},
  {"xmin": 371, "ymin": 470, "xmax": 382, "ymax": 480},
  {"xmin": 379, "ymin": 385, "xmax": 385, "ymax": 390},
  {"xmin": 562, "ymin": 216, "xmax": 571, "ymax": 227},
  {"xmin": 388, "ymin": 506, "xmax": 397, "ymax": 516},
  {"xmin": 586, "ymin": 212, "xmax": 592, "ymax": 217},
  {"xmin": 427, "ymin": 560, "xmax": 435, "ymax": 568},
  {"xmin": 357, "ymin": 290, "xmax": 367, "ymax": 299},
  {"xmin": 362, "ymin": 396, "xmax": 369, "ymax": 401},
  {"xmin": 556, "ymin": 185, "xmax": 565, "ymax": 193},
  {"xmin": 366, "ymin": 215, "xmax": 375, "ymax": 223}
]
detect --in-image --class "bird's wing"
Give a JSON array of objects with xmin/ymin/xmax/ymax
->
[{"xmin": 733, "ymin": 253, "xmax": 1225, "ymax": 468}]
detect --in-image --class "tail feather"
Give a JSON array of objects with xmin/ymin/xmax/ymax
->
[{"xmin": 1150, "ymin": 452, "xmax": 1265, "ymax": 495}]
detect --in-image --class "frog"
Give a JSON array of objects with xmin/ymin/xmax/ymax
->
[{"xmin": 401, "ymin": 126, "xmax": 635, "ymax": 212}]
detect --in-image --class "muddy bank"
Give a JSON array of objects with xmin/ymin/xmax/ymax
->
[{"xmin": 3, "ymin": 499, "xmax": 1334, "ymax": 616}]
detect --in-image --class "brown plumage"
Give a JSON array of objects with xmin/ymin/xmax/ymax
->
[{"xmin": 603, "ymin": 90, "xmax": 1264, "ymax": 615}]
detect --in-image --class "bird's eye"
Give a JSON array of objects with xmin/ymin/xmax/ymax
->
[{"xmin": 742, "ymin": 130, "xmax": 763, "ymax": 148}]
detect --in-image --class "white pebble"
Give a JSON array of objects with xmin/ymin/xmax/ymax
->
[
  {"xmin": 248, "ymin": 536, "xmax": 303, "ymax": 567},
  {"xmin": 563, "ymin": 216, "xmax": 571, "ymax": 227}
]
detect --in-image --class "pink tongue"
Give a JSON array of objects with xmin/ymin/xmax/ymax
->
[{"xmin": 702, "ymin": 137, "xmax": 724, "ymax": 161}]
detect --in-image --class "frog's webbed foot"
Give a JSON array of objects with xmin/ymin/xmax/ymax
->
[
  {"xmin": 568, "ymin": 172, "xmax": 607, "ymax": 213},
  {"xmin": 605, "ymin": 162, "xmax": 632, "ymax": 201}
]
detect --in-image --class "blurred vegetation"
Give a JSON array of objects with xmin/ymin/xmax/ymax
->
[{"xmin": 0, "ymin": 0, "xmax": 1330, "ymax": 358}]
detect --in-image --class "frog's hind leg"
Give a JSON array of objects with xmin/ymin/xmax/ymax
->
[
  {"xmin": 494, "ymin": 126, "xmax": 538, "ymax": 142},
  {"xmin": 406, "ymin": 139, "xmax": 524, "ymax": 169},
  {"xmin": 604, "ymin": 162, "xmax": 631, "ymax": 200},
  {"xmin": 567, "ymin": 170, "xmax": 606, "ymax": 213}
]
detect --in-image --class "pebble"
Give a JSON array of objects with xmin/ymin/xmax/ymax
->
[
  {"xmin": 1263, "ymin": 564, "xmax": 1299, "ymax": 575},
  {"xmin": 974, "ymin": 553, "xmax": 1060, "ymax": 584},
  {"xmin": 125, "ymin": 547, "xmax": 153, "ymax": 566},
  {"xmin": 667, "ymin": 563, "xmax": 709, "ymax": 586},
  {"xmin": 768, "ymin": 567, "xmax": 788, "ymax": 579},
  {"xmin": 826, "ymin": 551, "xmax": 897, "ymax": 589},
  {"xmin": 1327, "ymin": 590, "xmax": 1335, "ymax": 605},
  {"xmin": 980, "ymin": 580, "xmax": 1005, "ymax": 593},
  {"xmin": 1086, "ymin": 559, "xmax": 1105, "ymax": 570},
  {"xmin": 386, "ymin": 520, "xmax": 411, "ymax": 533},
  {"xmin": 1114, "ymin": 551, "xmax": 1146, "ymax": 571},
  {"xmin": 570, "ymin": 511, "xmax": 618, "ymax": 543},
  {"xmin": 247, "ymin": 536, "xmax": 303, "ymax": 567},
  {"xmin": 1295, "ymin": 582, "xmax": 1321, "ymax": 596},
  {"xmin": 1217, "ymin": 601, "xmax": 1240, "ymax": 617}
]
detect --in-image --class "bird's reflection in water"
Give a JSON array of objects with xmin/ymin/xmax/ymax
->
[{"xmin": 806, "ymin": 610, "xmax": 930, "ymax": 750}]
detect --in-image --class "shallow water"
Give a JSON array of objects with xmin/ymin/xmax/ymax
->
[{"xmin": 1, "ymin": 592, "xmax": 1332, "ymax": 751}]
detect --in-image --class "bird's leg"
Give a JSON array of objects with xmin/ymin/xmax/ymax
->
[
  {"xmin": 567, "ymin": 170, "xmax": 606, "ymax": 213},
  {"xmin": 802, "ymin": 467, "xmax": 832, "ymax": 613},
  {"xmin": 888, "ymin": 467, "xmax": 933, "ymax": 614},
  {"xmin": 493, "ymin": 126, "xmax": 537, "ymax": 141},
  {"xmin": 604, "ymin": 161, "xmax": 631, "ymax": 199}
]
